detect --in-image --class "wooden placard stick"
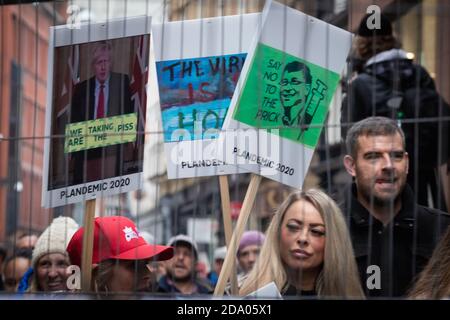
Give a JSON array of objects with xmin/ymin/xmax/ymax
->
[
  {"xmin": 214, "ymin": 174, "xmax": 262, "ymax": 296},
  {"xmin": 218, "ymin": 175, "xmax": 238, "ymax": 295},
  {"xmin": 81, "ymin": 198, "xmax": 96, "ymax": 292}
]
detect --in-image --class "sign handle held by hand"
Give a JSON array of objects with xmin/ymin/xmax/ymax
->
[
  {"xmin": 214, "ymin": 174, "xmax": 262, "ymax": 296},
  {"xmin": 218, "ymin": 175, "xmax": 239, "ymax": 295},
  {"xmin": 81, "ymin": 199, "xmax": 96, "ymax": 292}
]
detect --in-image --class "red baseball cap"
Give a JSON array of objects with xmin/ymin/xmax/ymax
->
[{"xmin": 67, "ymin": 216, "xmax": 173, "ymax": 266}]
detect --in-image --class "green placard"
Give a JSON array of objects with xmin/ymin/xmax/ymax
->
[
  {"xmin": 232, "ymin": 43, "xmax": 340, "ymax": 147},
  {"xmin": 64, "ymin": 113, "xmax": 137, "ymax": 153}
]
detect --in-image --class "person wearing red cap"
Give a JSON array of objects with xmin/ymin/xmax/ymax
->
[{"xmin": 66, "ymin": 216, "xmax": 173, "ymax": 297}]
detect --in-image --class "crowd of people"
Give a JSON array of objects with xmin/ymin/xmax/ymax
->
[
  {"xmin": 1, "ymin": 115, "xmax": 448, "ymax": 299},
  {"xmin": 1, "ymin": 13, "xmax": 450, "ymax": 300}
]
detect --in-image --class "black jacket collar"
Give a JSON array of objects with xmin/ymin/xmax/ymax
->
[{"xmin": 345, "ymin": 183, "xmax": 417, "ymax": 229}]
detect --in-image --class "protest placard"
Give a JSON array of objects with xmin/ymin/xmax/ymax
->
[
  {"xmin": 214, "ymin": 0, "xmax": 352, "ymax": 296},
  {"xmin": 218, "ymin": 1, "xmax": 352, "ymax": 189},
  {"xmin": 42, "ymin": 16, "xmax": 151, "ymax": 208},
  {"xmin": 152, "ymin": 13, "xmax": 260, "ymax": 179}
]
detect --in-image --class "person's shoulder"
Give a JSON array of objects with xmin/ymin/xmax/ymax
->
[
  {"xmin": 408, "ymin": 62, "xmax": 436, "ymax": 88},
  {"xmin": 416, "ymin": 205, "xmax": 450, "ymax": 228},
  {"xmin": 73, "ymin": 77, "xmax": 89, "ymax": 89},
  {"xmin": 410, "ymin": 62, "xmax": 431, "ymax": 76},
  {"xmin": 350, "ymin": 72, "xmax": 373, "ymax": 86},
  {"xmin": 415, "ymin": 206, "xmax": 450, "ymax": 246},
  {"xmin": 195, "ymin": 278, "xmax": 214, "ymax": 294},
  {"xmin": 417, "ymin": 205, "xmax": 450, "ymax": 218},
  {"xmin": 156, "ymin": 275, "xmax": 172, "ymax": 293},
  {"xmin": 334, "ymin": 185, "xmax": 354, "ymax": 213},
  {"xmin": 353, "ymin": 70, "xmax": 373, "ymax": 80},
  {"xmin": 347, "ymin": 72, "xmax": 375, "ymax": 94}
]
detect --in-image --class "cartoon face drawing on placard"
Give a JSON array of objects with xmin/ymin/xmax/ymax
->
[
  {"xmin": 279, "ymin": 61, "xmax": 311, "ymax": 126},
  {"xmin": 233, "ymin": 43, "xmax": 337, "ymax": 148}
]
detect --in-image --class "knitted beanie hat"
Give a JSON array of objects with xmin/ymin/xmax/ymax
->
[
  {"xmin": 32, "ymin": 216, "xmax": 79, "ymax": 267},
  {"xmin": 237, "ymin": 230, "xmax": 266, "ymax": 255}
]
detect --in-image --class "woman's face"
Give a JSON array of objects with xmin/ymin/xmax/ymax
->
[
  {"xmin": 36, "ymin": 253, "xmax": 70, "ymax": 292},
  {"xmin": 106, "ymin": 259, "xmax": 156, "ymax": 294},
  {"xmin": 280, "ymin": 199, "xmax": 326, "ymax": 273}
]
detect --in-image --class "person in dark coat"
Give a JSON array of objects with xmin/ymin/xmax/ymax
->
[
  {"xmin": 157, "ymin": 235, "xmax": 213, "ymax": 295},
  {"xmin": 341, "ymin": 116, "xmax": 450, "ymax": 297},
  {"xmin": 69, "ymin": 40, "xmax": 135, "ymax": 184},
  {"xmin": 341, "ymin": 13, "xmax": 449, "ymax": 211}
]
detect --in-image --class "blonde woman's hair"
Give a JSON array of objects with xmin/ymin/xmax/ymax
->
[
  {"xmin": 239, "ymin": 189, "xmax": 365, "ymax": 299},
  {"xmin": 408, "ymin": 226, "xmax": 450, "ymax": 299}
]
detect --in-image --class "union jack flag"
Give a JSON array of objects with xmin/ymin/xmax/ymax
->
[
  {"xmin": 130, "ymin": 35, "xmax": 149, "ymax": 149},
  {"xmin": 57, "ymin": 45, "xmax": 80, "ymax": 118}
]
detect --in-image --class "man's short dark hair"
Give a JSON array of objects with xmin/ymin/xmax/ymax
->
[
  {"xmin": 173, "ymin": 241, "xmax": 197, "ymax": 260},
  {"xmin": 346, "ymin": 116, "xmax": 406, "ymax": 158},
  {"xmin": 283, "ymin": 61, "xmax": 312, "ymax": 85}
]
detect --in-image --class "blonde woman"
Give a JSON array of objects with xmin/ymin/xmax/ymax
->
[{"xmin": 239, "ymin": 189, "xmax": 364, "ymax": 298}]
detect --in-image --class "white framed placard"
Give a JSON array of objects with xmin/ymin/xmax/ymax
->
[
  {"xmin": 218, "ymin": 1, "xmax": 352, "ymax": 188},
  {"xmin": 42, "ymin": 16, "xmax": 151, "ymax": 208},
  {"xmin": 152, "ymin": 13, "xmax": 261, "ymax": 179}
]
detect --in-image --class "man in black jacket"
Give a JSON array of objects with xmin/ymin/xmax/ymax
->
[
  {"xmin": 341, "ymin": 13, "xmax": 449, "ymax": 211},
  {"xmin": 341, "ymin": 117, "xmax": 450, "ymax": 297}
]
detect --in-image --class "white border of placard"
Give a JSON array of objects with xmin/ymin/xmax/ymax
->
[{"xmin": 42, "ymin": 16, "xmax": 152, "ymax": 208}]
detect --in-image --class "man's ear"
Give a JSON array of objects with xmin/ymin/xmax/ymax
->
[{"xmin": 343, "ymin": 155, "xmax": 356, "ymax": 177}]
